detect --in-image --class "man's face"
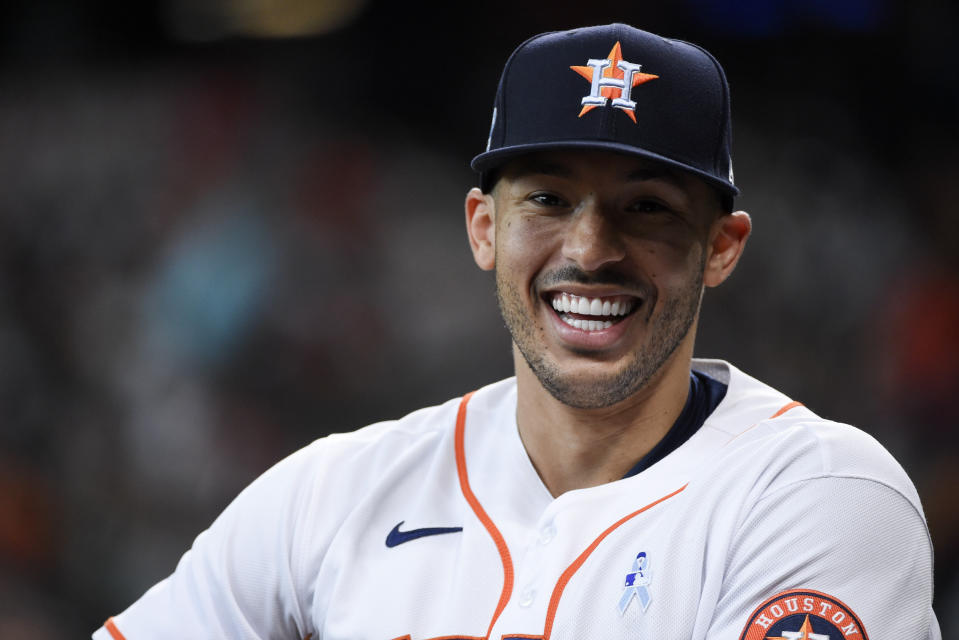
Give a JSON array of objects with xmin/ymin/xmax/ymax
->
[{"xmin": 485, "ymin": 150, "xmax": 723, "ymax": 409}]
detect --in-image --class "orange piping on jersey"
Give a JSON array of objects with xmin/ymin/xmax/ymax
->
[
  {"xmin": 723, "ymin": 399, "xmax": 806, "ymax": 447},
  {"xmin": 391, "ymin": 636, "xmax": 485, "ymax": 640},
  {"xmin": 541, "ymin": 484, "xmax": 688, "ymax": 640},
  {"xmin": 770, "ymin": 400, "xmax": 803, "ymax": 419},
  {"xmin": 104, "ymin": 617, "xmax": 127, "ymax": 640},
  {"xmin": 454, "ymin": 391, "xmax": 515, "ymax": 640}
]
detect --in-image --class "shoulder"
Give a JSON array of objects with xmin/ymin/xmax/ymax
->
[
  {"xmin": 693, "ymin": 359, "xmax": 922, "ymax": 510},
  {"xmin": 191, "ymin": 378, "xmax": 518, "ymax": 576},
  {"xmin": 689, "ymin": 364, "xmax": 936, "ymax": 637}
]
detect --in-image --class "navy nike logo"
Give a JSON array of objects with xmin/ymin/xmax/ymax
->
[{"xmin": 385, "ymin": 521, "xmax": 463, "ymax": 547}]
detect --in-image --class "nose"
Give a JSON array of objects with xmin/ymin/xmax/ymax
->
[{"xmin": 560, "ymin": 203, "xmax": 626, "ymax": 272}]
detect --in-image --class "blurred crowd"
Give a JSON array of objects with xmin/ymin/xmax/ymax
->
[{"xmin": 0, "ymin": 0, "xmax": 956, "ymax": 635}]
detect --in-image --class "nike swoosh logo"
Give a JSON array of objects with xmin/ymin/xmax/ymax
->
[{"xmin": 385, "ymin": 521, "xmax": 463, "ymax": 547}]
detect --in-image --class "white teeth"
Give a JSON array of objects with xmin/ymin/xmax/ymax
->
[
  {"xmin": 561, "ymin": 316, "xmax": 614, "ymax": 331},
  {"xmin": 550, "ymin": 293, "xmax": 635, "ymax": 317}
]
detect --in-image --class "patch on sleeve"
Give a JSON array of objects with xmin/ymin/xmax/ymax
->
[{"xmin": 739, "ymin": 590, "xmax": 868, "ymax": 640}]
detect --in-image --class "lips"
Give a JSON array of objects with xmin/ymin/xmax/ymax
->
[{"xmin": 548, "ymin": 292, "xmax": 638, "ymax": 332}]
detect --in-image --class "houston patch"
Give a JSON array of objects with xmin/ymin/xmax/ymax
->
[{"xmin": 739, "ymin": 590, "xmax": 868, "ymax": 640}]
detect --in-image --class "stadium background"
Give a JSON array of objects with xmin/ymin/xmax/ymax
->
[{"xmin": 0, "ymin": 0, "xmax": 956, "ymax": 634}]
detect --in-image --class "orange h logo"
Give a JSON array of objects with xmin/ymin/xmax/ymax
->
[{"xmin": 571, "ymin": 42, "xmax": 659, "ymax": 123}]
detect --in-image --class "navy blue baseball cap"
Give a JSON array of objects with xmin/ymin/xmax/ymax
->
[{"xmin": 471, "ymin": 23, "xmax": 738, "ymax": 207}]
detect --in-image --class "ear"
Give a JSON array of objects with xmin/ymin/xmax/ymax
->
[
  {"xmin": 703, "ymin": 211, "xmax": 751, "ymax": 287},
  {"xmin": 465, "ymin": 187, "xmax": 496, "ymax": 271}
]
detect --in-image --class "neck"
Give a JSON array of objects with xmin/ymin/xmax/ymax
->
[{"xmin": 514, "ymin": 338, "xmax": 694, "ymax": 497}]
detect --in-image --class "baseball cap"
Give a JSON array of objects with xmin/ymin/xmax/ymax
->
[{"xmin": 471, "ymin": 23, "xmax": 738, "ymax": 207}]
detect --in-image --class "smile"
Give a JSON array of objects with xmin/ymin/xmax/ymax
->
[{"xmin": 549, "ymin": 293, "xmax": 637, "ymax": 332}]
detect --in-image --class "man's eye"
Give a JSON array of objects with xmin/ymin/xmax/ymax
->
[
  {"xmin": 628, "ymin": 200, "xmax": 669, "ymax": 214},
  {"xmin": 529, "ymin": 192, "xmax": 567, "ymax": 207}
]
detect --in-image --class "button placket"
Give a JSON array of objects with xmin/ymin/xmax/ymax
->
[
  {"xmin": 510, "ymin": 524, "xmax": 552, "ymax": 611},
  {"xmin": 538, "ymin": 522, "xmax": 557, "ymax": 545},
  {"xmin": 517, "ymin": 586, "xmax": 536, "ymax": 608}
]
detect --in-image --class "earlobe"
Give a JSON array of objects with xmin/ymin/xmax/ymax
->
[
  {"xmin": 465, "ymin": 187, "xmax": 496, "ymax": 271},
  {"xmin": 703, "ymin": 211, "xmax": 751, "ymax": 287}
]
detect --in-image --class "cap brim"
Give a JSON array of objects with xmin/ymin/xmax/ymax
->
[{"xmin": 471, "ymin": 140, "xmax": 739, "ymax": 198}]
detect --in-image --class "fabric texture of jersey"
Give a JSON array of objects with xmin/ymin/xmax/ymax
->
[{"xmin": 93, "ymin": 359, "xmax": 940, "ymax": 640}]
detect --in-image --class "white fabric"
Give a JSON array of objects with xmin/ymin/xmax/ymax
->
[{"xmin": 93, "ymin": 360, "xmax": 939, "ymax": 639}]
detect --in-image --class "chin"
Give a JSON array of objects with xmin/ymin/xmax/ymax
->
[{"xmin": 527, "ymin": 355, "xmax": 653, "ymax": 410}]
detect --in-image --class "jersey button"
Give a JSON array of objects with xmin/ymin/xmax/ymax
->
[
  {"xmin": 518, "ymin": 587, "xmax": 536, "ymax": 607},
  {"xmin": 538, "ymin": 523, "xmax": 556, "ymax": 545}
]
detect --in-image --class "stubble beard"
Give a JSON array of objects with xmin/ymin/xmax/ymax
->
[{"xmin": 496, "ymin": 260, "xmax": 704, "ymax": 410}]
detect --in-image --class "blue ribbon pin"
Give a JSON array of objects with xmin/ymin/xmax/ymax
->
[{"xmin": 618, "ymin": 551, "xmax": 652, "ymax": 615}]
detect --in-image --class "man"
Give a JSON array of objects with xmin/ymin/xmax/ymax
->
[{"xmin": 94, "ymin": 23, "xmax": 939, "ymax": 640}]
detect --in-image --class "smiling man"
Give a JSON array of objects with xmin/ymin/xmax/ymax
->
[
  {"xmin": 94, "ymin": 23, "xmax": 940, "ymax": 640},
  {"xmin": 465, "ymin": 150, "xmax": 750, "ymax": 495}
]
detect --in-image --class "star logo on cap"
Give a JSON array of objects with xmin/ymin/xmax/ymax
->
[{"xmin": 571, "ymin": 42, "xmax": 658, "ymax": 123}]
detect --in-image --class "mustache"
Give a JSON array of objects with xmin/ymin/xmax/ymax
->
[{"xmin": 537, "ymin": 265, "xmax": 649, "ymax": 294}]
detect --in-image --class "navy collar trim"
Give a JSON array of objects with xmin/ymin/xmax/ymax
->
[{"xmin": 621, "ymin": 369, "xmax": 728, "ymax": 479}]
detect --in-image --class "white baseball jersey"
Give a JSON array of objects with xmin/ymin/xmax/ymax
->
[{"xmin": 94, "ymin": 359, "xmax": 940, "ymax": 640}]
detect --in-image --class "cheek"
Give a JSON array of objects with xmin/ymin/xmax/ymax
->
[
  {"xmin": 495, "ymin": 216, "xmax": 562, "ymax": 277},
  {"xmin": 637, "ymin": 237, "xmax": 705, "ymax": 290},
  {"xmin": 634, "ymin": 219, "xmax": 704, "ymax": 253}
]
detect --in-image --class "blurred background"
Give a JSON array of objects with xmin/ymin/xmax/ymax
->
[{"xmin": 0, "ymin": 0, "xmax": 956, "ymax": 634}]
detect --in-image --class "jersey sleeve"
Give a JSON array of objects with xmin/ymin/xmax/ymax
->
[
  {"xmin": 92, "ymin": 441, "xmax": 327, "ymax": 640},
  {"xmin": 705, "ymin": 475, "xmax": 939, "ymax": 639}
]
